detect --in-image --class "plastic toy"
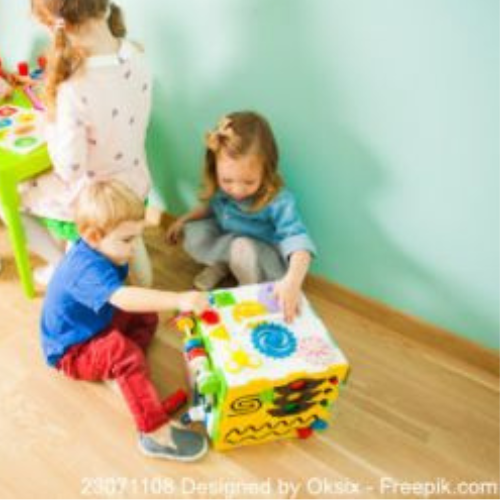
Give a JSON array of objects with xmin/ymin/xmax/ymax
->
[
  {"xmin": 17, "ymin": 62, "xmax": 29, "ymax": 78},
  {"xmin": 0, "ymin": 54, "xmax": 46, "ymax": 109},
  {"xmin": 22, "ymin": 57, "xmax": 46, "ymax": 111},
  {"xmin": 175, "ymin": 282, "xmax": 350, "ymax": 451},
  {"xmin": 23, "ymin": 83, "xmax": 45, "ymax": 111}
]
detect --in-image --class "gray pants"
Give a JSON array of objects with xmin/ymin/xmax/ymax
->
[{"xmin": 183, "ymin": 218, "xmax": 286, "ymax": 282}]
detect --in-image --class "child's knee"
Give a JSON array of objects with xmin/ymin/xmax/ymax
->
[
  {"xmin": 229, "ymin": 237, "xmax": 261, "ymax": 284},
  {"xmin": 113, "ymin": 344, "xmax": 148, "ymax": 378},
  {"xmin": 105, "ymin": 332, "xmax": 146, "ymax": 372},
  {"xmin": 230, "ymin": 236, "xmax": 256, "ymax": 257}
]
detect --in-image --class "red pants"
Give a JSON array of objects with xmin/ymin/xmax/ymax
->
[{"xmin": 57, "ymin": 310, "xmax": 179, "ymax": 433}]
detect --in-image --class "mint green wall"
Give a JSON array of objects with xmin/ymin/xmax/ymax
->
[{"xmin": 1, "ymin": 0, "xmax": 498, "ymax": 349}]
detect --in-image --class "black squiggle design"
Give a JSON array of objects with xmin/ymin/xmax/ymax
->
[
  {"xmin": 224, "ymin": 415, "xmax": 319, "ymax": 444},
  {"xmin": 228, "ymin": 395, "xmax": 262, "ymax": 417}
]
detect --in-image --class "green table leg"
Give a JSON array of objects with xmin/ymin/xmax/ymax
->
[
  {"xmin": 0, "ymin": 173, "xmax": 35, "ymax": 298},
  {"xmin": 0, "ymin": 88, "xmax": 52, "ymax": 298}
]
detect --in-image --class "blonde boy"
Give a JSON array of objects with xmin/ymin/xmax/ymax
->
[{"xmin": 41, "ymin": 180, "xmax": 208, "ymax": 461}]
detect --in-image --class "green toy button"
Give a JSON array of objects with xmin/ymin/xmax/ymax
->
[
  {"xmin": 259, "ymin": 388, "xmax": 275, "ymax": 403},
  {"xmin": 211, "ymin": 291, "xmax": 237, "ymax": 307},
  {"xmin": 198, "ymin": 372, "xmax": 221, "ymax": 395}
]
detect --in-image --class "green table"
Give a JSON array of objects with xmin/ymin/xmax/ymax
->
[{"xmin": 0, "ymin": 89, "xmax": 51, "ymax": 297}]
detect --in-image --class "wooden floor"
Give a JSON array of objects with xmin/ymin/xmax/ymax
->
[{"xmin": 0, "ymin": 225, "xmax": 498, "ymax": 499}]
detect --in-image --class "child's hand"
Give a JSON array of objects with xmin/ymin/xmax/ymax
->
[
  {"xmin": 273, "ymin": 278, "xmax": 302, "ymax": 323},
  {"xmin": 166, "ymin": 218, "xmax": 185, "ymax": 245},
  {"xmin": 0, "ymin": 76, "xmax": 13, "ymax": 100},
  {"xmin": 176, "ymin": 291, "xmax": 209, "ymax": 314}
]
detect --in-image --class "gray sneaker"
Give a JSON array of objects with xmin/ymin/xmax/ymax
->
[{"xmin": 139, "ymin": 426, "xmax": 208, "ymax": 462}]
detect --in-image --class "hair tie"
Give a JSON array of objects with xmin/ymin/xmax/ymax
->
[{"xmin": 54, "ymin": 17, "xmax": 66, "ymax": 30}]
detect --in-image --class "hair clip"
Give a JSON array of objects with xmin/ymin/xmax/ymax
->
[
  {"xmin": 216, "ymin": 116, "xmax": 231, "ymax": 134},
  {"xmin": 205, "ymin": 116, "xmax": 236, "ymax": 152},
  {"xmin": 205, "ymin": 131, "xmax": 219, "ymax": 152}
]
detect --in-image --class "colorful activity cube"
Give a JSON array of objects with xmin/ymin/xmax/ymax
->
[{"xmin": 179, "ymin": 282, "xmax": 350, "ymax": 451}]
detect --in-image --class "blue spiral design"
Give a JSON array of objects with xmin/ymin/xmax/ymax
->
[{"xmin": 251, "ymin": 323, "xmax": 297, "ymax": 359}]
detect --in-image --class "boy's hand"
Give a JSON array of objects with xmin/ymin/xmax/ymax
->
[
  {"xmin": 166, "ymin": 218, "xmax": 185, "ymax": 245},
  {"xmin": 177, "ymin": 291, "xmax": 209, "ymax": 314},
  {"xmin": 273, "ymin": 278, "xmax": 302, "ymax": 323}
]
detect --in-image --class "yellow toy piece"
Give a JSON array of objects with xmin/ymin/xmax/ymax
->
[
  {"xmin": 232, "ymin": 300, "xmax": 268, "ymax": 322},
  {"xmin": 176, "ymin": 316, "xmax": 195, "ymax": 334},
  {"xmin": 209, "ymin": 325, "xmax": 230, "ymax": 341},
  {"xmin": 225, "ymin": 344, "xmax": 262, "ymax": 373},
  {"xmin": 18, "ymin": 112, "xmax": 36, "ymax": 123}
]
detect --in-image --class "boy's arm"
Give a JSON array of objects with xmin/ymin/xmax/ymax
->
[{"xmin": 109, "ymin": 286, "xmax": 208, "ymax": 314}]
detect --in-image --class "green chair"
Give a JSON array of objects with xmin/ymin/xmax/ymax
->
[{"xmin": 0, "ymin": 89, "xmax": 52, "ymax": 297}]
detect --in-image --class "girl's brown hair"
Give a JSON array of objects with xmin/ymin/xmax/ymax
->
[
  {"xmin": 201, "ymin": 111, "xmax": 284, "ymax": 211},
  {"xmin": 31, "ymin": 0, "xmax": 126, "ymax": 118}
]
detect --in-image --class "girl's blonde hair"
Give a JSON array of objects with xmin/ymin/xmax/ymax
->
[
  {"xmin": 201, "ymin": 111, "xmax": 284, "ymax": 211},
  {"xmin": 31, "ymin": 0, "xmax": 126, "ymax": 118},
  {"xmin": 75, "ymin": 180, "xmax": 144, "ymax": 236}
]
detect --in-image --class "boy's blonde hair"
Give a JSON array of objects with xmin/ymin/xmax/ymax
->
[
  {"xmin": 75, "ymin": 180, "xmax": 145, "ymax": 235},
  {"xmin": 31, "ymin": 0, "xmax": 127, "ymax": 118},
  {"xmin": 201, "ymin": 111, "xmax": 284, "ymax": 211}
]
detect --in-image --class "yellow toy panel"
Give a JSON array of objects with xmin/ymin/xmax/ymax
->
[{"xmin": 180, "ymin": 282, "xmax": 350, "ymax": 451}]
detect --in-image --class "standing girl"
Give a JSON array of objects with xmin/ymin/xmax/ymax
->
[
  {"xmin": 166, "ymin": 111, "xmax": 317, "ymax": 322},
  {"xmin": 19, "ymin": 0, "xmax": 153, "ymax": 285}
]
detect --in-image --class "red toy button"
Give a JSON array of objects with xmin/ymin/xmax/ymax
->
[
  {"xmin": 297, "ymin": 427, "xmax": 314, "ymax": 439},
  {"xmin": 290, "ymin": 380, "xmax": 306, "ymax": 391},
  {"xmin": 200, "ymin": 309, "xmax": 220, "ymax": 325},
  {"xmin": 18, "ymin": 62, "xmax": 29, "ymax": 76},
  {"xmin": 186, "ymin": 347, "xmax": 207, "ymax": 361}
]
